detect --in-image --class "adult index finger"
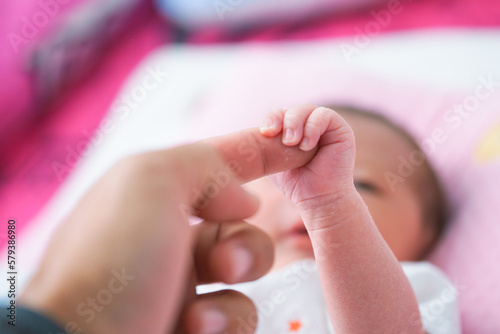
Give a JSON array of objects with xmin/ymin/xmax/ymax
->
[{"xmin": 203, "ymin": 127, "xmax": 317, "ymax": 184}]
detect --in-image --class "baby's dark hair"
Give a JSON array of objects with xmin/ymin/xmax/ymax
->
[{"xmin": 329, "ymin": 105, "xmax": 449, "ymax": 257}]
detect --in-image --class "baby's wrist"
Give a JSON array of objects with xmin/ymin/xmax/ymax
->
[{"xmin": 297, "ymin": 187, "xmax": 363, "ymax": 231}]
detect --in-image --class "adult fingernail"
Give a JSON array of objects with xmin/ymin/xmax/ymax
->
[
  {"xmin": 284, "ymin": 128, "xmax": 294, "ymax": 143},
  {"xmin": 229, "ymin": 244, "xmax": 253, "ymax": 282},
  {"xmin": 199, "ymin": 307, "xmax": 227, "ymax": 334}
]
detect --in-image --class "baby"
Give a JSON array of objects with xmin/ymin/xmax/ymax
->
[{"xmin": 200, "ymin": 105, "xmax": 460, "ymax": 333}]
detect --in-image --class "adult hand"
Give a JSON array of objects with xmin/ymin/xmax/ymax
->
[{"xmin": 20, "ymin": 128, "xmax": 316, "ymax": 334}]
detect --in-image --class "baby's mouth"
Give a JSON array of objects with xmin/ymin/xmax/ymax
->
[
  {"xmin": 289, "ymin": 224, "xmax": 309, "ymax": 236},
  {"xmin": 285, "ymin": 224, "xmax": 312, "ymax": 248}
]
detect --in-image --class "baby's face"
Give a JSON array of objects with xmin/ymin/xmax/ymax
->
[{"xmin": 245, "ymin": 112, "xmax": 435, "ymax": 270}]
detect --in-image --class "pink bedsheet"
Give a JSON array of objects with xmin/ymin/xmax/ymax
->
[
  {"xmin": 189, "ymin": 0, "xmax": 500, "ymax": 43},
  {"xmin": 0, "ymin": 1, "xmax": 167, "ymax": 244}
]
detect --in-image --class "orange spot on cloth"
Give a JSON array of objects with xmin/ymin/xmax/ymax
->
[{"xmin": 288, "ymin": 319, "xmax": 303, "ymax": 332}]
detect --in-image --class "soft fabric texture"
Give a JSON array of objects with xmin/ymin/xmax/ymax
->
[
  {"xmin": 155, "ymin": 0, "xmax": 383, "ymax": 30},
  {"xmin": 198, "ymin": 259, "xmax": 461, "ymax": 333},
  {"xmin": 0, "ymin": 0, "xmax": 166, "ymax": 249}
]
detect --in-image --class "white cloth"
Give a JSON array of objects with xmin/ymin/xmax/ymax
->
[{"xmin": 198, "ymin": 260, "xmax": 461, "ymax": 333}]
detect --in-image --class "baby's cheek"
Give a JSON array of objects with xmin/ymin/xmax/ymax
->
[
  {"xmin": 244, "ymin": 180, "xmax": 283, "ymax": 233},
  {"xmin": 245, "ymin": 207, "xmax": 272, "ymax": 236},
  {"xmin": 360, "ymin": 194, "xmax": 421, "ymax": 261},
  {"xmin": 244, "ymin": 178, "xmax": 275, "ymax": 198},
  {"xmin": 393, "ymin": 209, "xmax": 425, "ymax": 260}
]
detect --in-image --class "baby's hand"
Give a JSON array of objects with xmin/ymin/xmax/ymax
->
[{"xmin": 260, "ymin": 104, "xmax": 357, "ymax": 230}]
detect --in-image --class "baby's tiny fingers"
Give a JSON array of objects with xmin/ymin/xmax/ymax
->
[
  {"xmin": 300, "ymin": 107, "xmax": 334, "ymax": 151},
  {"xmin": 282, "ymin": 104, "xmax": 317, "ymax": 146},
  {"xmin": 260, "ymin": 108, "xmax": 286, "ymax": 137}
]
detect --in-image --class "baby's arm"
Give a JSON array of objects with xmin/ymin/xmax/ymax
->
[{"xmin": 260, "ymin": 105, "xmax": 424, "ymax": 333}]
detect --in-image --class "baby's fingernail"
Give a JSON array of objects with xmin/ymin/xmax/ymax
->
[
  {"xmin": 199, "ymin": 307, "xmax": 227, "ymax": 334},
  {"xmin": 260, "ymin": 117, "xmax": 276, "ymax": 131},
  {"xmin": 299, "ymin": 138, "xmax": 309, "ymax": 150},
  {"xmin": 284, "ymin": 128, "xmax": 294, "ymax": 143},
  {"xmin": 230, "ymin": 244, "xmax": 253, "ymax": 281}
]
